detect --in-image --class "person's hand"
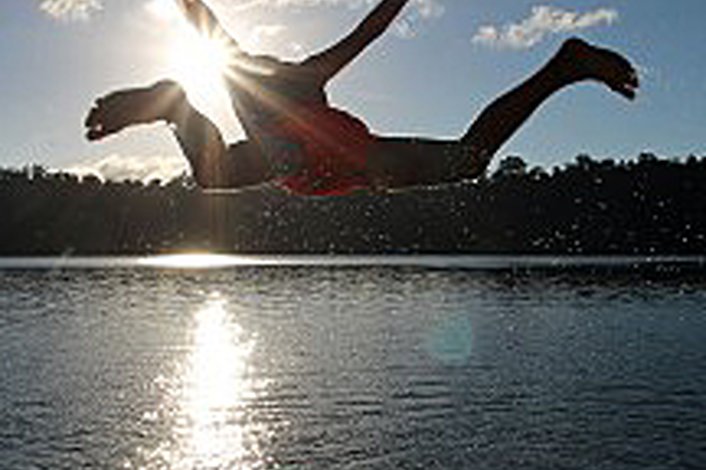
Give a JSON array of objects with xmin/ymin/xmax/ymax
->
[{"xmin": 176, "ymin": 0, "xmax": 219, "ymax": 33}]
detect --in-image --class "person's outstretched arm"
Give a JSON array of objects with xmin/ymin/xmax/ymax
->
[
  {"xmin": 176, "ymin": 0, "xmax": 241, "ymax": 50},
  {"xmin": 305, "ymin": 0, "xmax": 411, "ymax": 83}
]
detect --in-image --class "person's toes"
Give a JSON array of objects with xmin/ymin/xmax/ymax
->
[
  {"xmin": 609, "ymin": 62, "xmax": 639, "ymax": 100},
  {"xmin": 86, "ymin": 127, "xmax": 106, "ymax": 141},
  {"xmin": 84, "ymin": 81, "xmax": 186, "ymax": 142},
  {"xmin": 565, "ymin": 38, "xmax": 640, "ymax": 100},
  {"xmin": 84, "ymin": 101, "xmax": 103, "ymax": 128},
  {"xmin": 84, "ymin": 93, "xmax": 133, "ymax": 140}
]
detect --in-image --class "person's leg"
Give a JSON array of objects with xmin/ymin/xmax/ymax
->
[
  {"xmin": 85, "ymin": 80, "xmax": 270, "ymax": 189},
  {"xmin": 367, "ymin": 38, "xmax": 639, "ymax": 190},
  {"xmin": 169, "ymin": 102, "xmax": 269, "ymax": 189},
  {"xmin": 85, "ymin": 81, "xmax": 185, "ymax": 141}
]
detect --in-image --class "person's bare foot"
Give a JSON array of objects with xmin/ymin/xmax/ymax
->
[
  {"xmin": 84, "ymin": 80, "xmax": 186, "ymax": 141},
  {"xmin": 560, "ymin": 37, "xmax": 640, "ymax": 100}
]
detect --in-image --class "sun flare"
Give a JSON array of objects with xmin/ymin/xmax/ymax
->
[
  {"xmin": 169, "ymin": 28, "xmax": 232, "ymax": 99},
  {"xmin": 147, "ymin": 0, "xmax": 234, "ymax": 105}
]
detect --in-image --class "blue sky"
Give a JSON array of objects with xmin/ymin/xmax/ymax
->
[{"xmin": 1, "ymin": 0, "xmax": 705, "ymax": 180}]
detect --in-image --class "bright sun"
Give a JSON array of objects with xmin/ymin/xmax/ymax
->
[
  {"xmin": 147, "ymin": 0, "xmax": 232, "ymax": 104},
  {"xmin": 169, "ymin": 29, "xmax": 231, "ymax": 101}
]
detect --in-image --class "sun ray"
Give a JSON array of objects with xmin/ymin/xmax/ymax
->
[
  {"xmin": 146, "ymin": 0, "xmax": 237, "ymax": 106},
  {"xmin": 143, "ymin": 0, "xmax": 307, "ymax": 149}
]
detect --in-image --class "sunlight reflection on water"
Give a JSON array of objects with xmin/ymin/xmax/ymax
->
[
  {"xmin": 143, "ymin": 293, "xmax": 271, "ymax": 469},
  {"xmin": 137, "ymin": 254, "xmax": 253, "ymax": 269},
  {"xmin": 4, "ymin": 265, "xmax": 706, "ymax": 468}
]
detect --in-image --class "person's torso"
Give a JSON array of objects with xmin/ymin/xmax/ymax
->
[{"xmin": 223, "ymin": 55, "xmax": 328, "ymax": 139}]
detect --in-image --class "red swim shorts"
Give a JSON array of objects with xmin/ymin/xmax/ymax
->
[{"xmin": 263, "ymin": 104, "xmax": 375, "ymax": 196}]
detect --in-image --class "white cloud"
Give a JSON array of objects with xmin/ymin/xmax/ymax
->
[
  {"xmin": 472, "ymin": 5, "xmax": 618, "ymax": 50},
  {"xmin": 247, "ymin": 23, "xmax": 287, "ymax": 47},
  {"xmin": 413, "ymin": 0, "xmax": 444, "ymax": 19},
  {"xmin": 394, "ymin": 0, "xmax": 444, "ymax": 38},
  {"xmin": 230, "ymin": 0, "xmax": 444, "ymax": 38},
  {"xmin": 68, "ymin": 154, "xmax": 188, "ymax": 182},
  {"xmin": 40, "ymin": 0, "xmax": 444, "ymax": 36},
  {"xmin": 253, "ymin": 24, "xmax": 286, "ymax": 37},
  {"xmin": 39, "ymin": 0, "xmax": 102, "ymax": 20}
]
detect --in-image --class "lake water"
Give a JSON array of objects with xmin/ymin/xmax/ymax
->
[{"xmin": 1, "ymin": 256, "xmax": 706, "ymax": 469}]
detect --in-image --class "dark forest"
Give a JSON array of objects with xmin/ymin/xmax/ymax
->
[{"xmin": 2, "ymin": 153, "xmax": 705, "ymax": 256}]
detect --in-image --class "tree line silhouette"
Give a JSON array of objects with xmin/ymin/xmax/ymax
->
[{"xmin": 2, "ymin": 153, "xmax": 705, "ymax": 255}]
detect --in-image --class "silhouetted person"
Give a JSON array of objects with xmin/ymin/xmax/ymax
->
[{"xmin": 85, "ymin": 0, "xmax": 639, "ymax": 196}]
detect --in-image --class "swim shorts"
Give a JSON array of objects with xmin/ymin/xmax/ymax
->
[{"xmin": 260, "ymin": 104, "xmax": 374, "ymax": 196}]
